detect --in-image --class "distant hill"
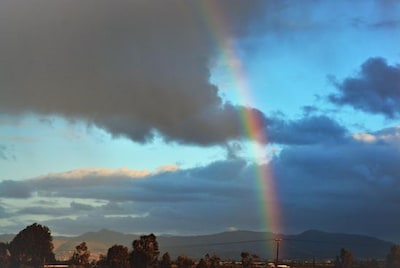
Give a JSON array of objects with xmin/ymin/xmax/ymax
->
[
  {"xmin": 157, "ymin": 230, "xmax": 276, "ymax": 260},
  {"xmin": 1, "ymin": 229, "xmax": 395, "ymax": 261},
  {"xmin": 282, "ymin": 230, "xmax": 393, "ymax": 260},
  {"xmin": 156, "ymin": 230, "xmax": 394, "ymax": 260},
  {"xmin": 0, "ymin": 234, "xmax": 14, "ymax": 243},
  {"xmin": 52, "ymin": 229, "xmax": 137, "ymax": 260}
]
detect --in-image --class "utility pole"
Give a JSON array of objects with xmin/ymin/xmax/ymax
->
[{"xmin": 275, "ymin": 238, "xmax": 282, "ymax": 268}]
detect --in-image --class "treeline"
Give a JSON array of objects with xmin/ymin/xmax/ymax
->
[
  {"xmin": 0, "ymin": 223, "xmax": 230, "ymax": 268},
  {"xmin": 1, "ymin": 223, "xmax": 400, "ymax": 268}
]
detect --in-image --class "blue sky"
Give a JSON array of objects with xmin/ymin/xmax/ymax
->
[{"xmin": 1, "ymin": 0, "xmax": 400, "ymax": 244}]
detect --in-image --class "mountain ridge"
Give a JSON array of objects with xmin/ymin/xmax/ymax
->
[{"xmin": 0, "ymin": 229, "xmax": 395, "ymax": 260}]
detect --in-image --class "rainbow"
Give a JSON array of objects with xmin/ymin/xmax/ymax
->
[{"xmin": 195, "ymin": 1, "xmax": 283, "ymax": 250}]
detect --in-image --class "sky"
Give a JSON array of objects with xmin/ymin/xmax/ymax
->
[{"xmin": 0, "ymin": 0, "xmax": 400, "ymax": 244}]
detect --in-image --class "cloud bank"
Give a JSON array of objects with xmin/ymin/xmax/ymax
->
[
  {"xmin": 329, "ymin": 57, "xmax": 400, "ymax": 119},
  {"xmin": 1, "ymin": 122, "xmax": 399, "ymax": 241},
  {"xmin": 0, "ymin": 0, "xmax": 273, "ymax": 145}
]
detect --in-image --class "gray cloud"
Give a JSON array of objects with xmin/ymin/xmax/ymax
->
[
  {"xmin": 1, "ymin": 125, "xmax": 400, "ymax": 241},
  {"xmin": 0, "ymin": 205, "xmax": 11, "ymax": 219},
  {"xmin": 273, "ymin": 126, "xmax": 400, "ymax": 241},
  {"xmin": 266, "ymin": 115, "xmax": 349, "ymax": 145},
  {"xmin": 0, "ymin": 159, "xmax": 253, "ymax": 202},
  {"xmin": 17, "ymin": 206, "xmax": 74, "ymax": 217},
  {"xmin": 329, "ymin": 58, "xmax": 400, "ymax": 118},
  {"xmin": 0, "ymin": 180, "xmax": 32, "ymax": 198},
  {"xmin": 0, "ymin": 0, "xmax": 273, "ymax": 146},
  {"xmin": 0, "ymin": 159, "xmax": 263, "ymax": 235},
  {"xmin": 1, "ymin": 0, "xmax": 379, "ymax": 146}
]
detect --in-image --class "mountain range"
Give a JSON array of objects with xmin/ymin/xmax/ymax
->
[{"xmin": 0, "ymin": 229, "xmax": 395, "ymax": 261}]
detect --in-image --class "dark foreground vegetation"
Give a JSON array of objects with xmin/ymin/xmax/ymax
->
[{"xmin": 0, "ymin": 223, "xmax": 399, "ymax": 268}]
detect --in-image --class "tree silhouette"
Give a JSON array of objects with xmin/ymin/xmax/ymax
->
[
  {"xmin": 8, "ymin": 223, "xmax": 55, "ymax": 268},
  {"xmin": 0, "ymin": 242, "xmax": 10, "ymax": 268},
  {"xmin": 176, "ymin": 255, "xmax": 194, "ymax": 268},
  {"xmin": 359, "ymin": 259, "xmax": 379, "ymax": 268},
  {"xmin": 386, "ymin": 245, "xmax": 400, "ymax": 268},
  {"xmin": 210, "ymin": 254, "xmax": 221, "ymax": 268},
  {"xmin": 196, "ymin": 258, "xmax": 208, "ymax": 268},
  {"xmin": 71, "ymin": 241, "xmax": 91, "ymax": 267},
  {"xmin": 107, "ymin": 244, "xmax": 129, "ymax": 268},
  {"xmin": 241, "ymin": 252, "xmax": 253, "ymax": 268},
  {"xmin": 94, "ymin": 254, "xmax": 108, "ymax": 268},
  {"xmin": 160, "ymin": 252, "xmax": 172, "ymax": 268},
  {"xmin": 340, "ymin": 248, "xmax": 353, "ymax": 268},
  {"xmin": 130, "ymin": 233, "xmax": 160, "ymax": 268}
]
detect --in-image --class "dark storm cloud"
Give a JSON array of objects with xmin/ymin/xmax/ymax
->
[
  {"xmin": 266, "ymin": 115, "xmax": 349, "ymax": 145},
  {"xmin": 273, "ymin": 126, "xmax": 400, "ymax": 241},
  {"xmin": 329, "ymin": 58, "xmax": 400, "ymax": 118},
  {"xmin": 0, "ymin": 0, "xmax": 274, "ymax": 146}
]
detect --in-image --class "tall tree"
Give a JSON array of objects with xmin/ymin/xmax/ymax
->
[
  {"xmin": 71, "ymin": 241, "xmax": 91, "ymax": 267},
  {"xmin": 340, "ymin": 248, "xmax": 353, "ymax": 268},
  {"xmin": 130, "ymin": 233, "xmax": 160, "ymax": 268},
  {"xmin": 8, "ymin": 223, "xmax": 55, "ymax": 268},
  {"xmin": 386, "ymin": 245, "xmax": 400, "ymax": 268},
  {"xmin": 107, "ymin": 244, "xmax": 129, "ymax": 268}
]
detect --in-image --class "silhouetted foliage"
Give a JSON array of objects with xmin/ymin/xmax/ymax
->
[
  {"xmin": 0, "ymin": 242, "xmax": 10, "ymax": 268},
  {"xmin": 71, "ymin": 241, "xmax": 91, "ymax": 267},
  {"xmin": 334, "ymin": 255, "xmax": 342, "ymax": 268},
  {"xmin": 160, "ymin": 252, "xmax": 172, "ymax": 268},
  {"xmin": 8, "ymin": 222, "xmax": 55, "ymax": 268},
  {"xmin": 386, "ymin": 245, "xmax": 400, "ymax": 268},
  {"xmin": 358, "ymin": 259, "xmax": 379, "ymax": 268},
  {"xmin": 107, "ymin": 244, "xmax": 129, "ymax": 268},
  {"xmin": 94, "ymin": 254, "xmax": 108, "ymax": 268},
  {"xmin": 334, "ymin": 248, "xmax": 354, "ymax": 268},
  {"xmin": 209, "ymin": 254, "xmax": 221, "ymax": 268},
  {"xmin": 130, "ymin": 233, "xmax": 160, "ymax": 268},
  {"xmin": 240, "ymin": 252, "xmax": 253, "ymax": 268},
  {"xmin": 176, "ymin": 255, "xmax": 194, "ymax": 268},
  {"xmin": 197, "ymin": 258, "xmax": 208, "ymax": 268}
]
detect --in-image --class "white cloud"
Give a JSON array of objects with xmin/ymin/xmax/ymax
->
[
  {"xmin": 352, "ymin": 133, "xmax": 377, "ymax": 142},
  {"xmin": 40, "ymin": 167, "xmax": 151, "ymax": 180},
  {"xmin": 353, "ymin": 125, "xmax": 400, "ymax": 143}
]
